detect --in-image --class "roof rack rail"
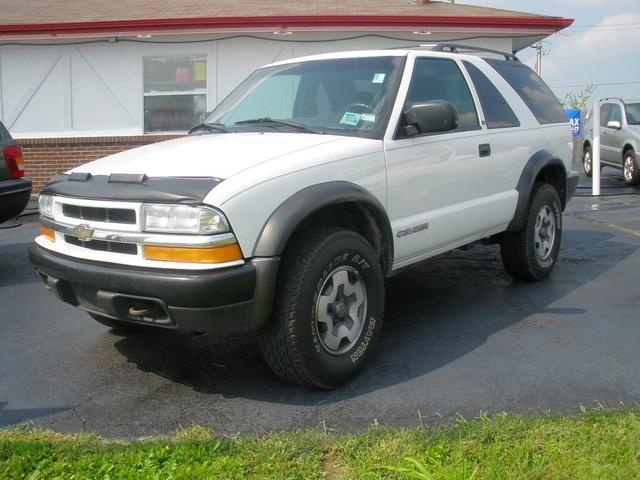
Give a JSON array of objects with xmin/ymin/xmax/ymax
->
[
  {"xmin": 599, "ymin": 97, "xmax": 624, "ymax": 103},
  {"xmin": 431, "ymin": 43, "xmax": 520, "ymax": 62}
]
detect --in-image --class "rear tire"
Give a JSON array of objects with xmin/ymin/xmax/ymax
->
[
  {"xmin": 623, "ymin": 150, "xmax": 639, "ymax": 185},
  {"xmin": 260, "ymin": 227, "xmax": 385, "ymax": 389},
  {"xmin": 89, "ymin": 313, "xmax": 148, "ymax": 333},
  {"xmin": 501, "ymin": 183, "xmax": 562, "ymax": 281}
]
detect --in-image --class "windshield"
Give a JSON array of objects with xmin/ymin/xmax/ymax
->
[
  {"xmin": 625, "ymin": 103, "xmax": 640, "ymax": 125},
  {"xmin": 204, "ymin": 56, "xmax": 405, "ymax": 139}
]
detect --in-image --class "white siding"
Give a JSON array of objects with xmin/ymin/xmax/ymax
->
[{"xmin": 0, "ymin": 33, "xmax": 512, "ymax": 138}]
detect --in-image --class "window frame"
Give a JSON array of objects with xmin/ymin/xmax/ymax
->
[
  {"xmin": 142, "ymin": 53, "xmax": 208, "ymax": 133},
  {"xmin": 607, "ymin": 103, "xmax": 622, "ymax": 125},
  {"xmin": 600, "ymin": 103, "xmax": 613, "ymax": 128},
  {"xmin": 462, "ymin": 60, "xmax": 521, "ymax": 130},
  {"xmin": 625, "ymin": 102, "xmax": 640, "ymax": 125},
  {"xmin": 394, "ymin": 56, "xmax": 481, "ymax": 140},
  {"xmin": 485, "ymin": 58, "xmax": 567, "ymax": 125}
]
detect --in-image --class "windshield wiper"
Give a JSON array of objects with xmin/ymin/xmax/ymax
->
[
  {"xmin": 188, "ymin": 123, "xmax": 229, "ymax": 134},
  {"xmin": 234, "ymin": 117, "xmax": 323, "ymax": 134}
]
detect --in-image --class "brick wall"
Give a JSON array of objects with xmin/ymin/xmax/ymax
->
[{"xmin": 18, "ymin": 135, "xmax": 184, "ymax": 194}]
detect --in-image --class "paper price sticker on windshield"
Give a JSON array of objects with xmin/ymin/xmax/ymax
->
[
  {"xmin": 372, "ymin": 73, "xmax": 386, "ymax": 84},
  {"xmin": 340, "ymin": 112, "xmax": 361, "ymax": 126}
]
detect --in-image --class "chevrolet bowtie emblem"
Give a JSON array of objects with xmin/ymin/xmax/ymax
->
[{"xmin": 73, "ymin": 223, "xmax": 95, "ymax": 241}]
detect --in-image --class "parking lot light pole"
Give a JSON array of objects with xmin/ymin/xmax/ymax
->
[{"xmin": 592, "ymin": 100, "xmax": 601, "ymax": 196}]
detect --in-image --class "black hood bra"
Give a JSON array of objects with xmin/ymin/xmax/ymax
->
[{"xmin": 41, "ymin": 173, "xmax": 224, "ymax": 204}]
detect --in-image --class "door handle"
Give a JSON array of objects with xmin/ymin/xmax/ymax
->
[{"xmin": 479, "ymin": 143, "xmax": 491, "ymax": 157}]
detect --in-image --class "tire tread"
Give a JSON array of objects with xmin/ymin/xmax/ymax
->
[
  {"xmin": 501, "ymin": 183, "xmax": 561, "ymax": 281},
  {"xmin": 260, "ymin": 227, "xmax": 381, "ymax": 388}
]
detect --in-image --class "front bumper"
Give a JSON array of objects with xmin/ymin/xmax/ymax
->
[
  {"xmin": 29, "ymin": 242, "xmax": 279, "ymax": 334},
  {"xmin": 567, "ymin": 170, "xmax": 580, "ymax": 202}
]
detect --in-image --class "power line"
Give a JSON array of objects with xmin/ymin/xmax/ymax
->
[
  {"xmin": 551, "ymin": 81, "xmax": 640, "ymax": 88},
  {"xmin": 565, "ymin": 22, "xmax": 640, "ymax": 30},
  {"xmin": 561, "ymin": 24, "xmax": 640, "ymax": 35}
]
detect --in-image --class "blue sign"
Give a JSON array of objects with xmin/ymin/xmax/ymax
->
[{"xmin": 566, "ymin": 109, "xmax": 582, "ymax": 137}]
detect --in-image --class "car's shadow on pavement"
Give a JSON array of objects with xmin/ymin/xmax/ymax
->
[
  {"xmin": 0, "ymin": 402, "xmax": 67, "ymax": 428},
  {"xmin": 0, "ymin": 242, "xmax": 41, "ymax": 288},
  {"xmin": 112, "ymin": 228, "xmax": 636, "ymax": 405}
]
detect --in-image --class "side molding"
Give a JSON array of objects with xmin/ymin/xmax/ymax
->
[
  {"xmin": 252, "ymin": 181, "xmax": 394, "ymax": 271},
  {"xmin": 507, "ymin": 150, "xmax": 567, "ymax": 232}
]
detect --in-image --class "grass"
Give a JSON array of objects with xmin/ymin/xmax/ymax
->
[{"xmin": 0, "ymin": 408, "xmax": 638, "ymax": 479}]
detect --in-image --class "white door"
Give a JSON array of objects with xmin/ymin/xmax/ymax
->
[{"xmin": 384, "ymin": 56, "xmax": 496, "ymax": 268}]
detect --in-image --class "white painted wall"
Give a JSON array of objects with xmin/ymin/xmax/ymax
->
[{"xmin": 0, "ymin": 32, "xmax": 512, "ymax": 138}]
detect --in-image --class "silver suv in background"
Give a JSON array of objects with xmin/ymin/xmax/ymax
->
[{"xmin": 583, "ymin": 98, "xmax": 640, "ymax": 185}]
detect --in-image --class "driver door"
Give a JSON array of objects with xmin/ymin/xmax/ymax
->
[
  {"xmin": 384, "ymin": 56, "xmax": 497, "ymax": 268},
  {"xmin": 603, "ymin": 103, "xmax": 624, "ymax": 166}
]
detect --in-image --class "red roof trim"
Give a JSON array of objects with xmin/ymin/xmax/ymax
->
[{"xmin": 0, "ymin": 15, "xmax": 574, "ymax": 36}]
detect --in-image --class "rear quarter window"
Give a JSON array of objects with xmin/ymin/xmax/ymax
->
[
  {"xmin": 486, "ymin": 59, "xmax": 567, "ymax": 125},
  {"xmin": 463, "ymin": 61, "xmax": 520, "ymax": 129}
]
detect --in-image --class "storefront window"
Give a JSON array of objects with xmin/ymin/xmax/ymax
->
[{"xmin": 143, "ymin": 54, "xmax": 207, "ymax": 132}]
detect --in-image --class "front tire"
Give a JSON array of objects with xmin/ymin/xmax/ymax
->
[
  {"xmin": 623, "ymin": 150, "xmax": 639, "ymax": 185},
  {"xmin": 501, "ymin": 183, "xmax": 562, "ymax": 281},
  {"xmin": 260, "ymin": 227, "xmax": 385, "ymax": 389},
  {"xmin": 583, "ymin": 145, "xmax": 593, "ymax": 177}
]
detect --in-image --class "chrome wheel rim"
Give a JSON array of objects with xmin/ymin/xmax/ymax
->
[
  {"xmin": 624, "ymin": 155, "xmax": 634, "ymax": 182},
  {"xmin": 584, "ymin": 150, "xmax": 591, "ymax": 174},
  {"xmin": 315, "ymin": 266, "xmax": 367, "ymax": 355},
  {"xmin": 534, "ymin": 205, "xmax": 556, "ymax": 261}
]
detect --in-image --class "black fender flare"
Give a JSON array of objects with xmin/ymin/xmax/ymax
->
[
  {"xmin": 506, "ymin": 150, "xmax": 567, "ymax": 232},
  {"xmin": 252, "ymin": 181, "xmax": 394, "ymax": 272}
]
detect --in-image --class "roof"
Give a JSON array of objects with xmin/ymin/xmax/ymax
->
[
  {"xmin": 265, "ymin": 47, "xmax": 505, "ymax": 68},
  {"xmin": 0, "ymin": 1, "xmax": 573, "ymax": 38}
]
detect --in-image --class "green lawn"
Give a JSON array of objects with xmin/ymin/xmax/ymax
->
[{"xmin": 1, "ymin": 408, "xmax": 638, "ymax": 479}]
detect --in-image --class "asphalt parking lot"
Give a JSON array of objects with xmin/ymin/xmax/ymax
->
[{"xmin": 1, "ymin": 175, "xmax": 640, "ymax": 438}]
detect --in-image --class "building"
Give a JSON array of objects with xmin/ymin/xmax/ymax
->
[{"xmin": 0, "ymin": 0, "xmax": 572, "ymax": 192}]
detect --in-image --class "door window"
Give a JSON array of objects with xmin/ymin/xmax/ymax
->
[
  {"xmin": 401, "ymin": 58, "xmax": 479, "ymax": 134},
  {"xmin": 609, "ymin": 104, "xmax": 622, "ymax": 124},
  {"xmin": 600, "ymin": 104, "xmax": 612, "ymax": 127}
]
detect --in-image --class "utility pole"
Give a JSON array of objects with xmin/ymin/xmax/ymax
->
[
  {"xmin": 592, "ymin": 100, "xmax": 601, "ymax": 196},
  {"xmin": 534, "ymin": 41, "xmax": 543, "ymax": 76}
]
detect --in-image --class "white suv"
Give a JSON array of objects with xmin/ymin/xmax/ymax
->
[{"xmin": 30, "ymin": 45, "xmax": 578, "ymax": 388}]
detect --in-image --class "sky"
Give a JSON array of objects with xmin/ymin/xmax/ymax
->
[{"xmin": 461, "ymin": 0, "xmax": 640, "ymax": 108}]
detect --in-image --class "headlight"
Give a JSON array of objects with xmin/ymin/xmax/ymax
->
[
  {"xmin": 39, "ymin": 194, "xmax": 54, "ymax": 218},
  {"xmin": 142, "ymin": 204, "xmax": 230, "ymax": 234}
]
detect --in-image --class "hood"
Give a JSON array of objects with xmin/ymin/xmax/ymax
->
[{"xmin": 71, "ymin": 133, "xmax": 350, "ymax": 179}]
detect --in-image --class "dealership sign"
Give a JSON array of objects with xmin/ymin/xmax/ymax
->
[{"xmin": 566, "ymin": 109, "xmax": 582, "ymax": 137}]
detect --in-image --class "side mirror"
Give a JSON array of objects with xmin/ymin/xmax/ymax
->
[
  {"xmin": 402, "ymin": 100, "xmax": 459, "ymax": 136},
  {"xmin": 607, "ymin": 120, "xmax": 622, "ymax": 130}
]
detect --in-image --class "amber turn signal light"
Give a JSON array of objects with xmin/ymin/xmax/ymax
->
[
  {"xmin": 40, "ymin": 225, "xmax": 55, "ymax": 242},
  {"xmin": 143, "ymin": 243, "xmax": 243, "ymax": 263}
]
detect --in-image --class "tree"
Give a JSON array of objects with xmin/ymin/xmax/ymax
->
[{"xmin": 560, "ymin": 85, "xmax": 596, "ymax": 110}]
